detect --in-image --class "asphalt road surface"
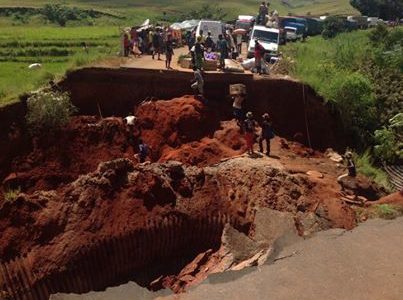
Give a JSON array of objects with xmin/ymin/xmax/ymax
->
[{"xmin": 52, "ymin": 217, "xmax": 403, "ymax": 300}]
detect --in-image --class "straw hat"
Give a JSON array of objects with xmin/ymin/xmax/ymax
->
[{"xmin": 246, "ymin": 111, "xmax": 253, "ymax": 119}]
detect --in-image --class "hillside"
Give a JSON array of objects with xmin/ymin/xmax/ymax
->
[{"xmin": 0, "ymin": 0, "xmax": 358, "ymax": 22}]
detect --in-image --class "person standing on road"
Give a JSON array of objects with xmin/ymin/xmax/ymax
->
[
  {"xmin": 259, "ymin": 113, "xmax": 274, "ymax": 156},
  {"xmin": 254, "ymin": 39, "xmax": 265, "ymax": 74},
  {"xmin": 193, "ymin": 36, "xmax": 205, "ymax": 70},
  {"xmin": 205, "ymin": 31, "xmax": 215, "ymax": 51},
  {"xmin": 123, "ymin": 33, "xmax": 130, "ymax": 57},
  {"xmin": 244, "ymin": 112, "xmax": 258, "ymax": 155},
  {"xmin": 217, "ymin": 34, "xmax": 229, "ymax": 70},
  {"xmin": 152, "ymin": 29, "xmax": 162, "ymax": 60},
  {"xmin": 198, "ymin": 29, "xmax": 206, "ymax": 44},
  {"xmin": 165, "ymin": 34, "xmax": 174, "ymax": 69},
  {"xmin": 236, "ymin": 33, "xmax": 243, "ymax": 54}
]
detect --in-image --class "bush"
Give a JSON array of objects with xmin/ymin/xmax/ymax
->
[
  {"xmin": 374, "ymin": 204, "xmax": 401, "ymax": 220},
  {"xmin": 4, "ymin": 187, "xmax": 21, "ymax": 202},
  {"xmin": 322, "ymin": 16, "xmax": 345, "ymax": 39},
  {"xmin": 325, "ymin": 72, "xmax": 376, "ymax": 145},
  {"xmin": 355, "ymin": 150, "xmax": 391, "ymax": 189},
  {"xmin": 374, "ymin": 113, "xmax": 403, "ymax": 164},
  {"xmin": 26, "ymin": 90, "xmax": 77, "ymax": 134}
]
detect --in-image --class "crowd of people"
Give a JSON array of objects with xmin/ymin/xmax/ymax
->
[
  {"xmin": 185, "ymin": 29, "xmax": 244, "ymax": 71},
  {"xmin": 122, "ymin": 26, "xmax": 180, "ymax": 68}
]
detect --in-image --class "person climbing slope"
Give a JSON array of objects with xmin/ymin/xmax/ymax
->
[
  {"xmin": 259, "ymin": 113, "xmax": 275, "ymax": 156},
  {"xmin": 244, "ymin": 112, "xmax": 258, "ymax": 155},
  {"xmin": 191, "ymin": 67, "xmax": 204, "ymax": 97},
  {"xmin": 138, "ymin": 138, "xmax": 150, "ymax": 163},
  {"xmin": 123, "ymin": 113, "xmax": 139, "ymax": 151},
  {"xmin": 337, "ymin": 151, "xmax": 356, "ymax": 188}
]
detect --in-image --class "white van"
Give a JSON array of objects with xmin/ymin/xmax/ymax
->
[
  {"xmin": 247, "ymin": 25, "xmax": 280, "ymax": 58},
  {"xmin": 196, "ymin": 20, "xmax": 224, "ymax": 43}
]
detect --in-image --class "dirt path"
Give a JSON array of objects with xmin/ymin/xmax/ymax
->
[
  {"xmin": 51, "ymin": 217, "xmax": 403, "ymax": 300},
  {"xmin": 119, "ymin": 47, "xmax": 191, "ymax": 71}
]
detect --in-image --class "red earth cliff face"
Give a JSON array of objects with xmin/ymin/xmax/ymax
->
[{"xmin": 0, "ymin": 96, "xmax": 368, "ymax": 299}]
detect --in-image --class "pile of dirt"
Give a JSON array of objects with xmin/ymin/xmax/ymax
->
[
  {"xmin": 1, "ymin": 96, "xmax": 245, "ymax": 194},
  {"xmin": 136, "ymin": 96, "xmax": 246, "ymax": 165},
  {"xmin": 0, "ymin": 155, "xmax": 355, "ymax": 296},
  {"xmin": 2, "ymin": 116, "xmax": 133, "ymax": 193}
]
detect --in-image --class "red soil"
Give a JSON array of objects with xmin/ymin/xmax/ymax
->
[
  {"xmin": 2, "ymin": 96, "xmax": 245, "ymax": 193},
  {"xmin": 374, "ymin": 192, "xmax": 403, "ymax": 206},
  {"xmin": 0, "ymin": 96, "xmax": 378, "ymax": 297}
]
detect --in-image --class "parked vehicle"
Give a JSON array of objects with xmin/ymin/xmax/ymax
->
[
  {"xmin": 344, "ymin": 19, "xmax": 359, "ymax": 31},
  {"xmin": 247, "ymin": 25, "xmax": 280, "ymax": 58},
  {"xmin": 235, "ymin": 15, "xmax": 255, "ymax": 41},
  {"xmin": 347, "ymin": 15, "xmax": 368, "ymax": 29},
  {"xmin": 284, "ymin": 26, "xmax": 300, "ymax": 41},
  {"xmin": 279, "ymin": 17, "xmax": 308, "ymax": 38},
  {"xmin": 279, "ymin": 19, "xmax": 306, "ymax": 39},
  {"xmin": 368, "ymin": 17, "xmax": 382, "ymax": 27},
  {"xmin": 196, "ymin": 20, "xmax": 224, "ymax": 43}
]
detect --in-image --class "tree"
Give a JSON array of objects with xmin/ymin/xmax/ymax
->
[{"xmin": 350, "ymin": 0, "xmax": 403, "ymax": 20}]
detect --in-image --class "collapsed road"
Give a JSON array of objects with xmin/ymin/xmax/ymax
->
[{"xmin": 0, "ymin": 68, "xmax": 398, "ymax": 300}]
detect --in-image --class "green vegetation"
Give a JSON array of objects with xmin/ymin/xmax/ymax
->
[
  {"xmin": 26, "ymin": 90, "xmax": 77, "ymax": 135},
  {"xmin": 0, "ymin": 0, "xmax": 357, "ymax": 106},
  {"xmin": 355, "ymin": 151, "xmax": 391, "ymax": 189},
  {"xmin": 0, "ymin": 26, "xmax": 119, "ymax": 106},
  {"xmin": 283, "ymin": 25, "xmax": 402, "ymax": 185},
  {"xmin": 0, "ymin": 0, "xmax": 357, "ymax": 25},
  {"xmin": 350, "ymin": 0, "xmax": 403, "ymax": 20},
  {"xmin": 4, "ymin": 187, "xmax": 21, "ymax": 202},
  {"xmin": 355, "ymin": 203, "xmax": 403, "ymax": 222},
  {"xmin": 374, "ymin": 113, "xmax": 403, "ymax": 164},
  {"xmin": 374, "ymin": 204, "xmax": 403, "ymax": 220}
]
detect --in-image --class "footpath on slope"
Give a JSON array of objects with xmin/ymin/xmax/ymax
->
[{"xmin": 52, "ymin": 217, "xmax": 403, "ymax": 300}]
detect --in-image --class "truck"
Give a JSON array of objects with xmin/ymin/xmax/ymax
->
[
  {"xmin": 247, "ymin": 25, "xmax": 280, "ymax": 58},
  {"xmin": 235, "ymin": 15, "xmax": 255, "ymax": 41},
  {"xmin": 284, "ymin": 26, "xmax": 302, "ymax": 41},
  {"xmin": 279, "ymin": 17, "xmax": 308, "ymax": 38},
  {"xmin": 347, "ymin": 15, "xmax": 368, "ymax": 29},
  {"xmin": 196, "ymin": 20, "xmax": 224, "ymax": 43}
]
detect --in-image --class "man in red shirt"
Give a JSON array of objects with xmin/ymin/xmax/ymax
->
[{"xmin": 254, "ymin": 39, "xmax": 265, "ymax": 74}]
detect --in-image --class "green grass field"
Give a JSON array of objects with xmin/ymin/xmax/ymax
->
[
  {"xmin": 0, "ymin": 0, "xmax": 357, "ymax": 22},
  {"xmin": 0, "ymin": 26, "xmax": 119, "ymax": 106}
]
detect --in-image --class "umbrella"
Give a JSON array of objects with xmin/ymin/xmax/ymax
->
[{"xmin": 233, "ymin": 28, "xmax": 247, "ymax": 35}]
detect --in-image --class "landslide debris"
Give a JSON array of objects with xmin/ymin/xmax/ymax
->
[{"xmin": 0, "ymin": 154, "xmax": 354, "ymax": 294}]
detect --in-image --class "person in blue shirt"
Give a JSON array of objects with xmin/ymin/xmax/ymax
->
[{"xmin": 138, "ymin": 138, "xmax": 149, "ymax": 163}]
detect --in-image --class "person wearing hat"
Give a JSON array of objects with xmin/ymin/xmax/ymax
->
[
  {"xmin": 337, "ymin": 151, "xmax": 357, "ymax": 186},
  {"xmin": 244, "ymin": 112, "xmax": 258, "ymax": 155},
  {"xmin": 259, "ymin": 113, "xmax": 275, "ymax": 156}
]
